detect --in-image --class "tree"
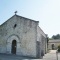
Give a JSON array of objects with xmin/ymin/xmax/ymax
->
[
  {"xmin": 52, "ymin": 34, "xmax": 60, "ymax": 39},
  {"xmin": 58, "ymin": 45, "xmax": 60, "ymax": 52}
]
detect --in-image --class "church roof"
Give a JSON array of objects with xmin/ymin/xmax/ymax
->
[
  {"xmin": 0, "ymin": 14, "xmax": 39, "ymax": 26},
  {"xmin": 16, "ymin": 14, "xmax": 39, "ymax": 23}
]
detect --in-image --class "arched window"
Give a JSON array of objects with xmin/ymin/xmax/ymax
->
[{"xmin": 13, "ymin": 24, "xmax": 17, "ymax": 29}]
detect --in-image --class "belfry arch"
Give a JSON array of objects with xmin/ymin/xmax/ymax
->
[{"xmin": 6, "ymin": 35, "xmax": 20, "ymax": 54}]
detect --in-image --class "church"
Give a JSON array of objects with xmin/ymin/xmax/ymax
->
[{"xmin": 0, "ymin": 13, "xmax": 47, "ymax": 58}]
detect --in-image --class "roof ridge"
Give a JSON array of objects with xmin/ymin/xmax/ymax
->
[{"xmin": 16, "ymin": 14, "xmax": 39, "ymax": 23}]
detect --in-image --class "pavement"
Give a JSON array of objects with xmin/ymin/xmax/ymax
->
[
  {"xmin": 0, "ymin": 50, "xmax": 59, "ymax": 60},
  {"xmin": 0, "ymin": 54, "xmax": 36, "ymax": 60},
  {"xmin": 26, "ymin": 50, "xmax": 58, "ymax": 60},
  {"xmin": 42, "ymin": 50, "xmax": 57, "ymax": 60}
]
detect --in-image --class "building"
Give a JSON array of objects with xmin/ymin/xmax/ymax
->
[
  {"xmin": 0, "ymin": 14, "xmax": 47, "ymax": 58},
  {"xmin": 48, "ymin": 39, "xmax": 60, "ymax": 50}
]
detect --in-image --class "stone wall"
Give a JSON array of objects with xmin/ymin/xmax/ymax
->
[
  {"xmin": 0, "ymin": 15, "xmax": 38, "ymax": 57},
  {"xmin": 37, "ymin": 26, "xmax": 47, "ymax": 58},
  {"xmin": 48, "ymin": 41, "xmax": 60, "ymax": 50}
]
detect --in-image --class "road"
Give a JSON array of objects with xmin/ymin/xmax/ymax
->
[
  {"xmin": 42, "ymin": 50, "xmax": 57, "ymax": 60},
  {"xmin": 0, "ymin": 54, "xmax": 35, "ymax": 60},
  {"xmin": 0, "ymin": 50, "xmax": 60, "ymax": 60},
  {"xmin": 26, "ymin": 50, "xmax": 58, "ymax": 60}
]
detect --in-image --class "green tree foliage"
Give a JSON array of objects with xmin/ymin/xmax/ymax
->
[
  {"xmin": 58, "ymin": 45, "xmax": 60, "ymax": 52},
  {"xmin": 52, "ymin": 34, "xmax": 60, "ymax": 39}
]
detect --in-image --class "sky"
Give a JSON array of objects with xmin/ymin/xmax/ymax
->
[{"xmin": 0, "ymin": 0, "xmax": 60, "ymax": 38}]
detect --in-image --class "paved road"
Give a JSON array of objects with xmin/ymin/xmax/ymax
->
[
  {"xmin": 0, "ymin": 54, "xmax": 35, "ymax": 60},
  {"xmin": 37, "ymin": 50, "xmax": 58, "ymax": 60},
  {"xmin": 27, "ymin": 50, "xmax": 58, "ymax": 60},
  {"xmin": 23, "ymin": 50, "xmax": 60, "ymax": 60},
  {"xmin": 42, "ymin": 50, "xmax": 57, "ymax": 60},
  {"xmin": 0, "ymin": 50, "xmax": 60, "ymax": 60},
  {"xmin": 0, "ymin": 54, "xmax": 23, "ymax": 60},
  {"xmin": 58, "ymin": 53, "xmax": 60, "ymax": 60}
]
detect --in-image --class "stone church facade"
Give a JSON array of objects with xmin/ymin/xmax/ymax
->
[{"xmin": 0, "ymin": 14, "xmax": 47, "ymax": 58}]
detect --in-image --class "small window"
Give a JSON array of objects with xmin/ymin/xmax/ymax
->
[{"xmin": 14, "ymin": 24, "xmax": 17, "ymax": 29}]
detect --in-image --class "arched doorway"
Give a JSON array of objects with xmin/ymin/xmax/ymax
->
[
  {"xmin": 7, "ymin": 35, "xmax": 20, "ymax": 54},
  {"xmin": 11, "ymin": 40, "xmax": 16, "ymax": 54},
  {"xmin": 52, "ymin": 44, "xmax": 54, "ymax": 50}
]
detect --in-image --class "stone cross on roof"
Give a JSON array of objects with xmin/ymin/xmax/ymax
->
[{"xmin": 14, "ymin": 11, "xmax": 17, "ymax": 15}]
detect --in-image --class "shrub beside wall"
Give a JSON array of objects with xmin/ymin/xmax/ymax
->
[{"xmin": 58, "ymin": 45, "xmax": 60, "ymax": 52}]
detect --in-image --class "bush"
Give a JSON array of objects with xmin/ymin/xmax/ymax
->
[{"xmin": 58, "ymin": 45, "xmax": 60, "ymax": 52}]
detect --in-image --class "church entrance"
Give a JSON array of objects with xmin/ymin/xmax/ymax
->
[{"xmin": 11, "ymin": 40, "xmax": 16, "ymax": 54}]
